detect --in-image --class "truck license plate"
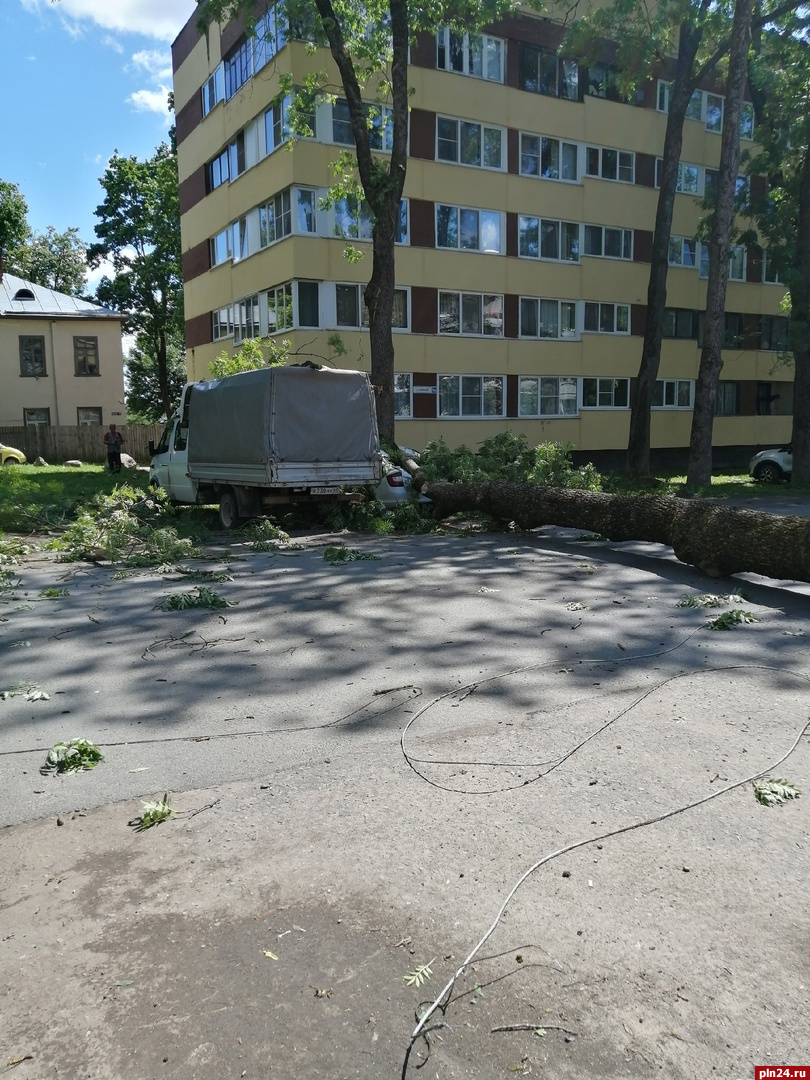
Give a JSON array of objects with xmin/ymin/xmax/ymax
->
[{"xmin": 311, "ymin": 486, "xmax": 340, "ymax": 495}]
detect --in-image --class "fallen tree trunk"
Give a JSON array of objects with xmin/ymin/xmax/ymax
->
[{"xmin": 427, "ymin": 481, "xmax": 810, "ymax": 582}]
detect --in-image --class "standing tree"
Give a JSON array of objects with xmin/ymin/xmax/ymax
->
[
  {"xmin": 195, "ymin": 0, "xmax": 507, "ymax": 444},
  {"xmin": 686, "ymin": 0, "xmax": 754, "ymax": 487},
  {"xmin": 747, "ymin": 20, "xmax": 810, "ymax": 481},
  {"xmin": 88, "ymin": 136, "xmax": 184, "ymax": 422},
  {"xmin": 12, "ymin": 226, "xmax": 87, "ymax": 295},
  {"xmin": 0, "ymin": 180, "xmax": 30, "ymax": 272},
  {"xmin": 125, "ymin": 330, "xmax": 187, "ymax": 423},
  {"xmin": 565, "ymin": 0, "xmax": 798, "ymax": 479}
]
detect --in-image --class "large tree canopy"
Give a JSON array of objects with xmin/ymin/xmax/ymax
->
[
  {"xmin": 0, "ymin": 179, "xmax": 87, "ymax": 294},
  {"xmin": 88, "ymin": 137, "xmax": 184, "ymax": 422}
]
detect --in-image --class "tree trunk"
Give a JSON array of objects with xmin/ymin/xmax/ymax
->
[
  {"xmin": 427, "ymin": 480, "xmax": 810, "ymax": 582},
  {"xmin": 790, "ymin": 140, "xmax": 810, "ymax": 481},
  {"xmin": 626, "ymin": 15, "xmax": 709, "ymax": 478},
  {"xmin": 687, "ymin": 0, "xmax": 754, "ymax": 488},
  {"xmin": 366, "ymin": 213, "xmax": 396, "ymax": 443}
]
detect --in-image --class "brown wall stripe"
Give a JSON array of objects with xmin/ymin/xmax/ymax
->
[
  {"xmin": 409, "ymin": 109, "xmax": 435, "ymax": 161},
  {"xmin": 409, "ymin": 31, "xmax": 435, "ymax": 69},
  {"xmin": 409, "ymin": 199, "xmax": 435, "ymax": 248},
  {"xmin": 504, "ymin": 293, "xmax": 519, "ymax": 338},
  {"xmin": 633, "ymin": 230, "xmax": 653, "ymax": 263},
  {"xmin": 172, "ymin": 12, "xmax": 203, "ymax": 72},
  {"xmin": 411, "ymin": 286, "xmax": 437, "ymax": 335},
  {"xmin": 175, "ymin": 93, "xmax": 203, "ymax": 147},
  {"xmin": 185, "ymin": 312, "xmax": 212, "ymax": 349},
  {"xmin": 747, "ymin": 244, "xmax": 763, "ymax": 284},
  {"xmin": 412, "ymin": 371, "xmax": 437, "ymax": 418},
  {"xmin": 506, "ymin": 373, "xmax": 519, "ymax": 417},
  {"xmin": 182, "ymin": 240, "xmax": 210, "ymax": 284},
  {"xmin": 179, "ymin": 166, "xmax": 207, "ymax": 216},
  {"xmin": 630, "ymin": 304, "xmax": 647, "ymax": 338},
  {"xmin": 635, "ymin": 153, "xmax": 657, "ymax": 189}
]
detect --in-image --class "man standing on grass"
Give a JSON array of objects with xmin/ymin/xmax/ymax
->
[{"xmin": 103, "ymin": 424, "xmax": 124, "ymax": 474}]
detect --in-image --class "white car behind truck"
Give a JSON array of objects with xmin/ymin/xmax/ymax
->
[{"xmin": 149, "ymin": 365, "xmax": 382, "ymax": 527}]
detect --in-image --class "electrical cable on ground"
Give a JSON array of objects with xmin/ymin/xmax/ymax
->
[{"xmin": 401, "ymin": 716, "xmax": 810, "ymax": 1076}]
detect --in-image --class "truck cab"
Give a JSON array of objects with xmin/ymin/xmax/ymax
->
[{"xmin": 149, "ymin": 387, "xmax": 196, "ymax": 503}]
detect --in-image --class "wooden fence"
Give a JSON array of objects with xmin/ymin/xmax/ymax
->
[{"xmin": 0, "ymin": 425, "xmax": 164, "ymax": 465}]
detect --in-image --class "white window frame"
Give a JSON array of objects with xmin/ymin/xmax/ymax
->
[
  {"xmin": 436, "ymin": 116, "xmax": 505, "ymax": 170},
  {"xmin": 519, "ymin": 133, "xmax": 579, "ymax": 182},
  {"xmin": 699, "ymin": 242, "xmax": 747, "ymax": 281},
  {"xmin": 517, "ymin": 376, "xmax": 578, "ymax": 418},
  {"xmin": 518, "ymin": 216, "xmax": 580, "ymax": 262},
  {"xmin": 436, "ymin": 28, "xmax": 504, "ymax": 83},
  {"xmin": 655, "ymin": 158, "xmax": 703, "ymax": 196},
  {"xmin": 583, "ymin": 225, "xmax": 633, "ymax": 260},
  {"xmin": 77, "ymin": 407, "xmax": 103, "ymax": 426},
  {"xmin": 202, "ymin": 64, "xmax": 225, "ymax": 116},
  {"xmin": 581, "ymin": 377, "xmax": 630, "ymax": 409},
  {"xmin": 653, "ymin": 378, "xmax": 694, "ymax": 409},
  {"xmin": 259, "ymin": 190, "xmax": 292, "ymax": 249},
  {"xmin": 436, "ymin": 204, "xmax": 502, "ymax": 254},
  {"xmin": 233, "ymin": 293, "xmax": 262, "ymax": 344},
  {"xmin": 583, "ymin": 301, "xmax": 630, "ymax": 334},
  {"xmin": 585, "ymin": 145, "xmax": 634, "ymax": 183},
  {"xmin": 438, "ymin": 374, "xmax": 505, "ymax": 417},
  {"xmin": 394, "ymin": 372, "xmax": 413, "ymax": 417},
  {"xmin": 668, "ymin": 236, "xmax": 697, "ymax": 268},
  {"xmin": 519, "ymin": 297, "xmax": 578, "ymax": 340},
  {"xmin": 331, "ymin": 99, "xmax": 393, "ymax": 150},
  {"xmin": 266, "ymin": 282, "xmax": 294, "ymax": 335},
  {"xmin": 212, "ymin": 305, "xmax": 234, "ymax": 340},
  {"xmin": 438, "ymin": 291, "xmax": 504, "ymax": 336},
  {"xmin": 333, "ymin": 283, "xmax": 410, "ymax": 330}
]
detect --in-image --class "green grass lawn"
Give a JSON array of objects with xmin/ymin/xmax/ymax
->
[
  {"xmin": 0, "ymin": 465, "xmax": 151, "ymax": 535},
  {"xmin": 604, "ymin": 470, "xmax": 808, "ymax": 499}
]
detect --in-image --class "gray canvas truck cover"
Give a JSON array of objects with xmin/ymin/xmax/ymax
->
[{"xmin": 186, "ymin": 365, "xmax": 380, "ymax": 479}]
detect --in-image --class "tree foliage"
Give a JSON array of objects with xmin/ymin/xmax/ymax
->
[
  {"xmin": 88, "ymin": 136, "xmax": 183, "ymax": 422},
  {"xmin": 126, "ymin": 330, "xmax": 187, "ymax": 423},
  {"xmin": 209, "ymin": 337, "xmax": 287, "ymax": 379},
  {"xmin": 0, "ymin": 180, "xmax": 87, "ymax": 294},
  {"xmin": 12, "ymin": 226, "xmax": 87, "ymax": 295},
  {"xmin": 747, "ymin": 15, "xmax": 810, "ymax": 481},
  {"xmin": 0, "ymin": 180, "xmax": 29, "ymax": 265},
  {"xmin": 195, "ymin": 0, "xmax": 510, "ymax": 443}
]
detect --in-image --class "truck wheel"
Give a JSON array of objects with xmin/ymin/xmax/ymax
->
[{"xmin": 218, "ymin": 491, "xmax": 242, "ymax": 530}]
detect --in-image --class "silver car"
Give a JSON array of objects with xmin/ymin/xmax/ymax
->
[{"xmin": 749, "ymin": 446, "xmax": 792, "ymax": 483}]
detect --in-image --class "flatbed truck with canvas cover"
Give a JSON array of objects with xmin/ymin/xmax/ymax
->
[{"xmin": 149, "ymin": 365, "xmax": 382, "ymax": 528}]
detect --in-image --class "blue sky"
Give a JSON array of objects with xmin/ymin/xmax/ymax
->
[{"xmin": 1, "ymin": 0, "xmax": 197, "ymax": 280}]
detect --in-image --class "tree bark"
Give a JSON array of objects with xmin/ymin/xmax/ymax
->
[
  {"xmin": 427, "ymin": 481, "xmax": 810, "ymax": 582},
  {"xmin": 312, "ymin": 0, "xmax": 409, "ymax": 445},
  {"xmin": 626, "ymin": 10, "xmax": 710, "ymax": 479},
  {"xmin": 687, "ymin": 0, "xmax": 754, "ymax": 488}
]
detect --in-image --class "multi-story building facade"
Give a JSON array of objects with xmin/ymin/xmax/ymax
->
[{"xmin": 171, "ymin": 6, "xmax": 792, "ymax": 464}]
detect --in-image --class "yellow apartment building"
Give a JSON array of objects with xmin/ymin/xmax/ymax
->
[{"xmin": 171, "ymin": 5, "xmax": 792, "ymax": 464}]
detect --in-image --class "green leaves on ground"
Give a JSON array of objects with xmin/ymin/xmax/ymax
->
[
  {"xmin": 753, "ymin": 778, "xmax": 801, "ymax": 806},
  {"xmin": 130, "ymin": 794, "xmax": 173, "ymax": 830},
  {"xmin": 403, "ymin": 958, "xmax": 436, "ymax": 988},
  {"xmin": 39, "ymin": 587, "xmax": 69, "ymax": 599},
  {"xmin": 42, "ymin": 738, "xmax": 104, "ymax": 774},
  {"xmin": 1, "ymin": 682, "xmax": 49, "ymax": 702},
  {"xmin": 418, "ymin": 435, "xmax": 602, "ymax": 491},
  {"xmin": 51, "ymin": 486, "xmax": 201, "ymax": 567},
  {"xmin": 323, "ymin": 546, "xmax": 381, "ymax": 564},
  {"xmin": 161, "ymin": 586, "xmax": 234, "ymax": 610},
  {"xmin": 706, "ymin": 609, "xmax": 758, "ymax": 630},
  {"xmin": 677, "ymin": 592, "xmax": 746, "ymax": 608}
]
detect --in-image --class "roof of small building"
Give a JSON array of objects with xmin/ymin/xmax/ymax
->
[{"xmin": 0, "ymin": 272, "xmax": 122, "ymax": 320}]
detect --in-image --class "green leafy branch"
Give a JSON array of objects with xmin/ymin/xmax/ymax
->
[
  {"xmin": 753, "ymin": 778, "xmax": 801, "ymax": 806},
  {"xmin": 42, "ymin": 738, "xmax": 104, "ymax": 774},
  {"xmin": 404, "ymin": 958, "xmax": 436, "ymax": 988}
]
